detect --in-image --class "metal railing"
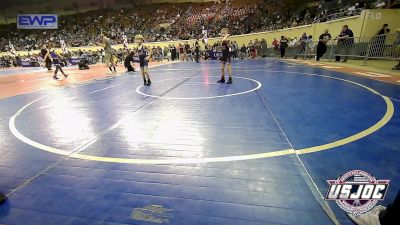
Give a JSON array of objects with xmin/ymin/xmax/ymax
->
[
  {"xmin": 328, "ymin": 33, "xmax": 400, "ymax": 64},
  {"xmin": 264, "ymin": 33, "xmax": 400, "ymax": 64}
]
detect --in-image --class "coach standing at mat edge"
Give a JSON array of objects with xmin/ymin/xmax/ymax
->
[
  {"xmin": 316, "ymin": 29, "xmax": 331, "ymax": 61},
  {"xmin": 335, "ymin": 25, "xmax": 354, "ymax": 62}
]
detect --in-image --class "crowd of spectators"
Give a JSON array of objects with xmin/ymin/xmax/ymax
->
[
  {"xmin": 1, "ymin": 0, "xmax": 392, "ymax": 53},
  {"xmin": 0, "ymin": 31, "xmax": 326, "ymax": 69},
  {"xmin": 2, "ymin": 21, "xmax": 398, "ymax": 70}
]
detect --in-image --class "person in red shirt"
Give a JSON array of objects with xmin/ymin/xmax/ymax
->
[
  {"xmin": 249, "ymin": 44, "xmax": 257, "ymax": 59},
  {"xmin": 272, "ymin": 38, "xmax": 279, "ymax": 51}
]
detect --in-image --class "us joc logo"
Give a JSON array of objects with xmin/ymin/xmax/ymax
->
[{"xmin": 325, "ymin": 170, "xmax": 389, "ymax": 216}]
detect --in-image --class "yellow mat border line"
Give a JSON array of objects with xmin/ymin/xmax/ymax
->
[{"xmin": 9, "ymin": 72, "xmax": 394, "ymax": 164}]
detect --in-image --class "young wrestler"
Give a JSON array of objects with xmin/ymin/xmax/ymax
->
[
  {"xmin": 135, "ymin": 35, "xmax": 152, "ymax": 86},
  {"xmin": 217, "ymin": 28, "xmax": 233, "ymax": 84},
  {"xmin": 46, "ymin": 49, "xmax": 68, "ymax": 80}
]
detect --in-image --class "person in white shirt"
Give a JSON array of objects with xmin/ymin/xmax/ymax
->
[{"xmin": 289, "ymin": 37, "xmax": 298, "ymax": 47}]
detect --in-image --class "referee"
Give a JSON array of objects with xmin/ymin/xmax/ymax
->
[
  {"xmin": 100, "ymin": 32, "xmax": 117, "ymax": 73},
  {"xmin": 41, "ymin": 45, "xmax": 52, "ymax": 71}
]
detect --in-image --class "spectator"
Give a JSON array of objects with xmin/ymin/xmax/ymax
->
[
  {"xmin": 301, "ymin": 33, "xmax": 308, "ymax": 41},
  {"xmin": 170, "ymin": 44, "xmax": 177, "ymax": 61},
  {"xmin": 249, "ymin": 41, "xmax": 257, "ymax": 59},
  {"xmin": 348, "ymin": 190, "xmax": 399, "ymax": 225},
  {"xmin": 279, "ymin": 36, "xmax": 289, "ymax": 58},
  {"xmin": 194, "ymin": 40, "xmax": 200, "ymax": 62},
  {"xmin": 179, "ymin": 44, "xmax": 184, "ymax": 61},
  {"xmin": 184, "ymin": 41, "xmax": 190, "ymax": 61},
  {"xmin": 163, "ymin": 46, "xmax": 169, "ymax": 60},
  {"xmin": 316, "ymin": 29, "xmax": 332, "ymax": 61},
  {"xmin": 305, "ymin": 35, "xmax": 315, "ymax": 58},
  {"xmin": 272, "ymin": 38, "xmax": 279, "ymax": 51},
  {"xmin": 254, "ymin": 39, "xmax": 261, "ymax": 57},
  {"xmin": 375, "ymin": 0, "xmax": 386, "ymax": 8},
  {"xmin": 289, "ymin": 37, "xmax": 298, "ymax": 47},
  {"xmin": 260, "ymin": 38, "xmax": 268, "ymax": 57},
  {"xmin": 0, "ymin": 0, "xmax": 373, "ymax": 53},
  {"xmin": 392, "ymin": 28, "xmax": 400, "ymax": 70},
  {"xmin": 295, "ymin": 34, "xmax": 308, "ymax": 59},
  {"xmin": 0, "ymin": 0, "xmax": 383, "ymax": 56},
  {"xmin": 240, "ymin": 44, "xmax": 247, "ymax": 59},
  {"xmin": 336, "ymin": 25, "xmax": 354, "ymax": 62},
  {"xmin": 232, "ymin": 41, "xmax": 239, "ymax": 59},
  {"xmin": 204, "ymin": 44, "xmax": 210, "ymax": 60},
  {"xmin": 371, "ymin": 23, "xmax": 390, "ymax": 57},
  {"xmin": 377, "ymin": 24, "xmax": 390, "ymax": 35}
]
